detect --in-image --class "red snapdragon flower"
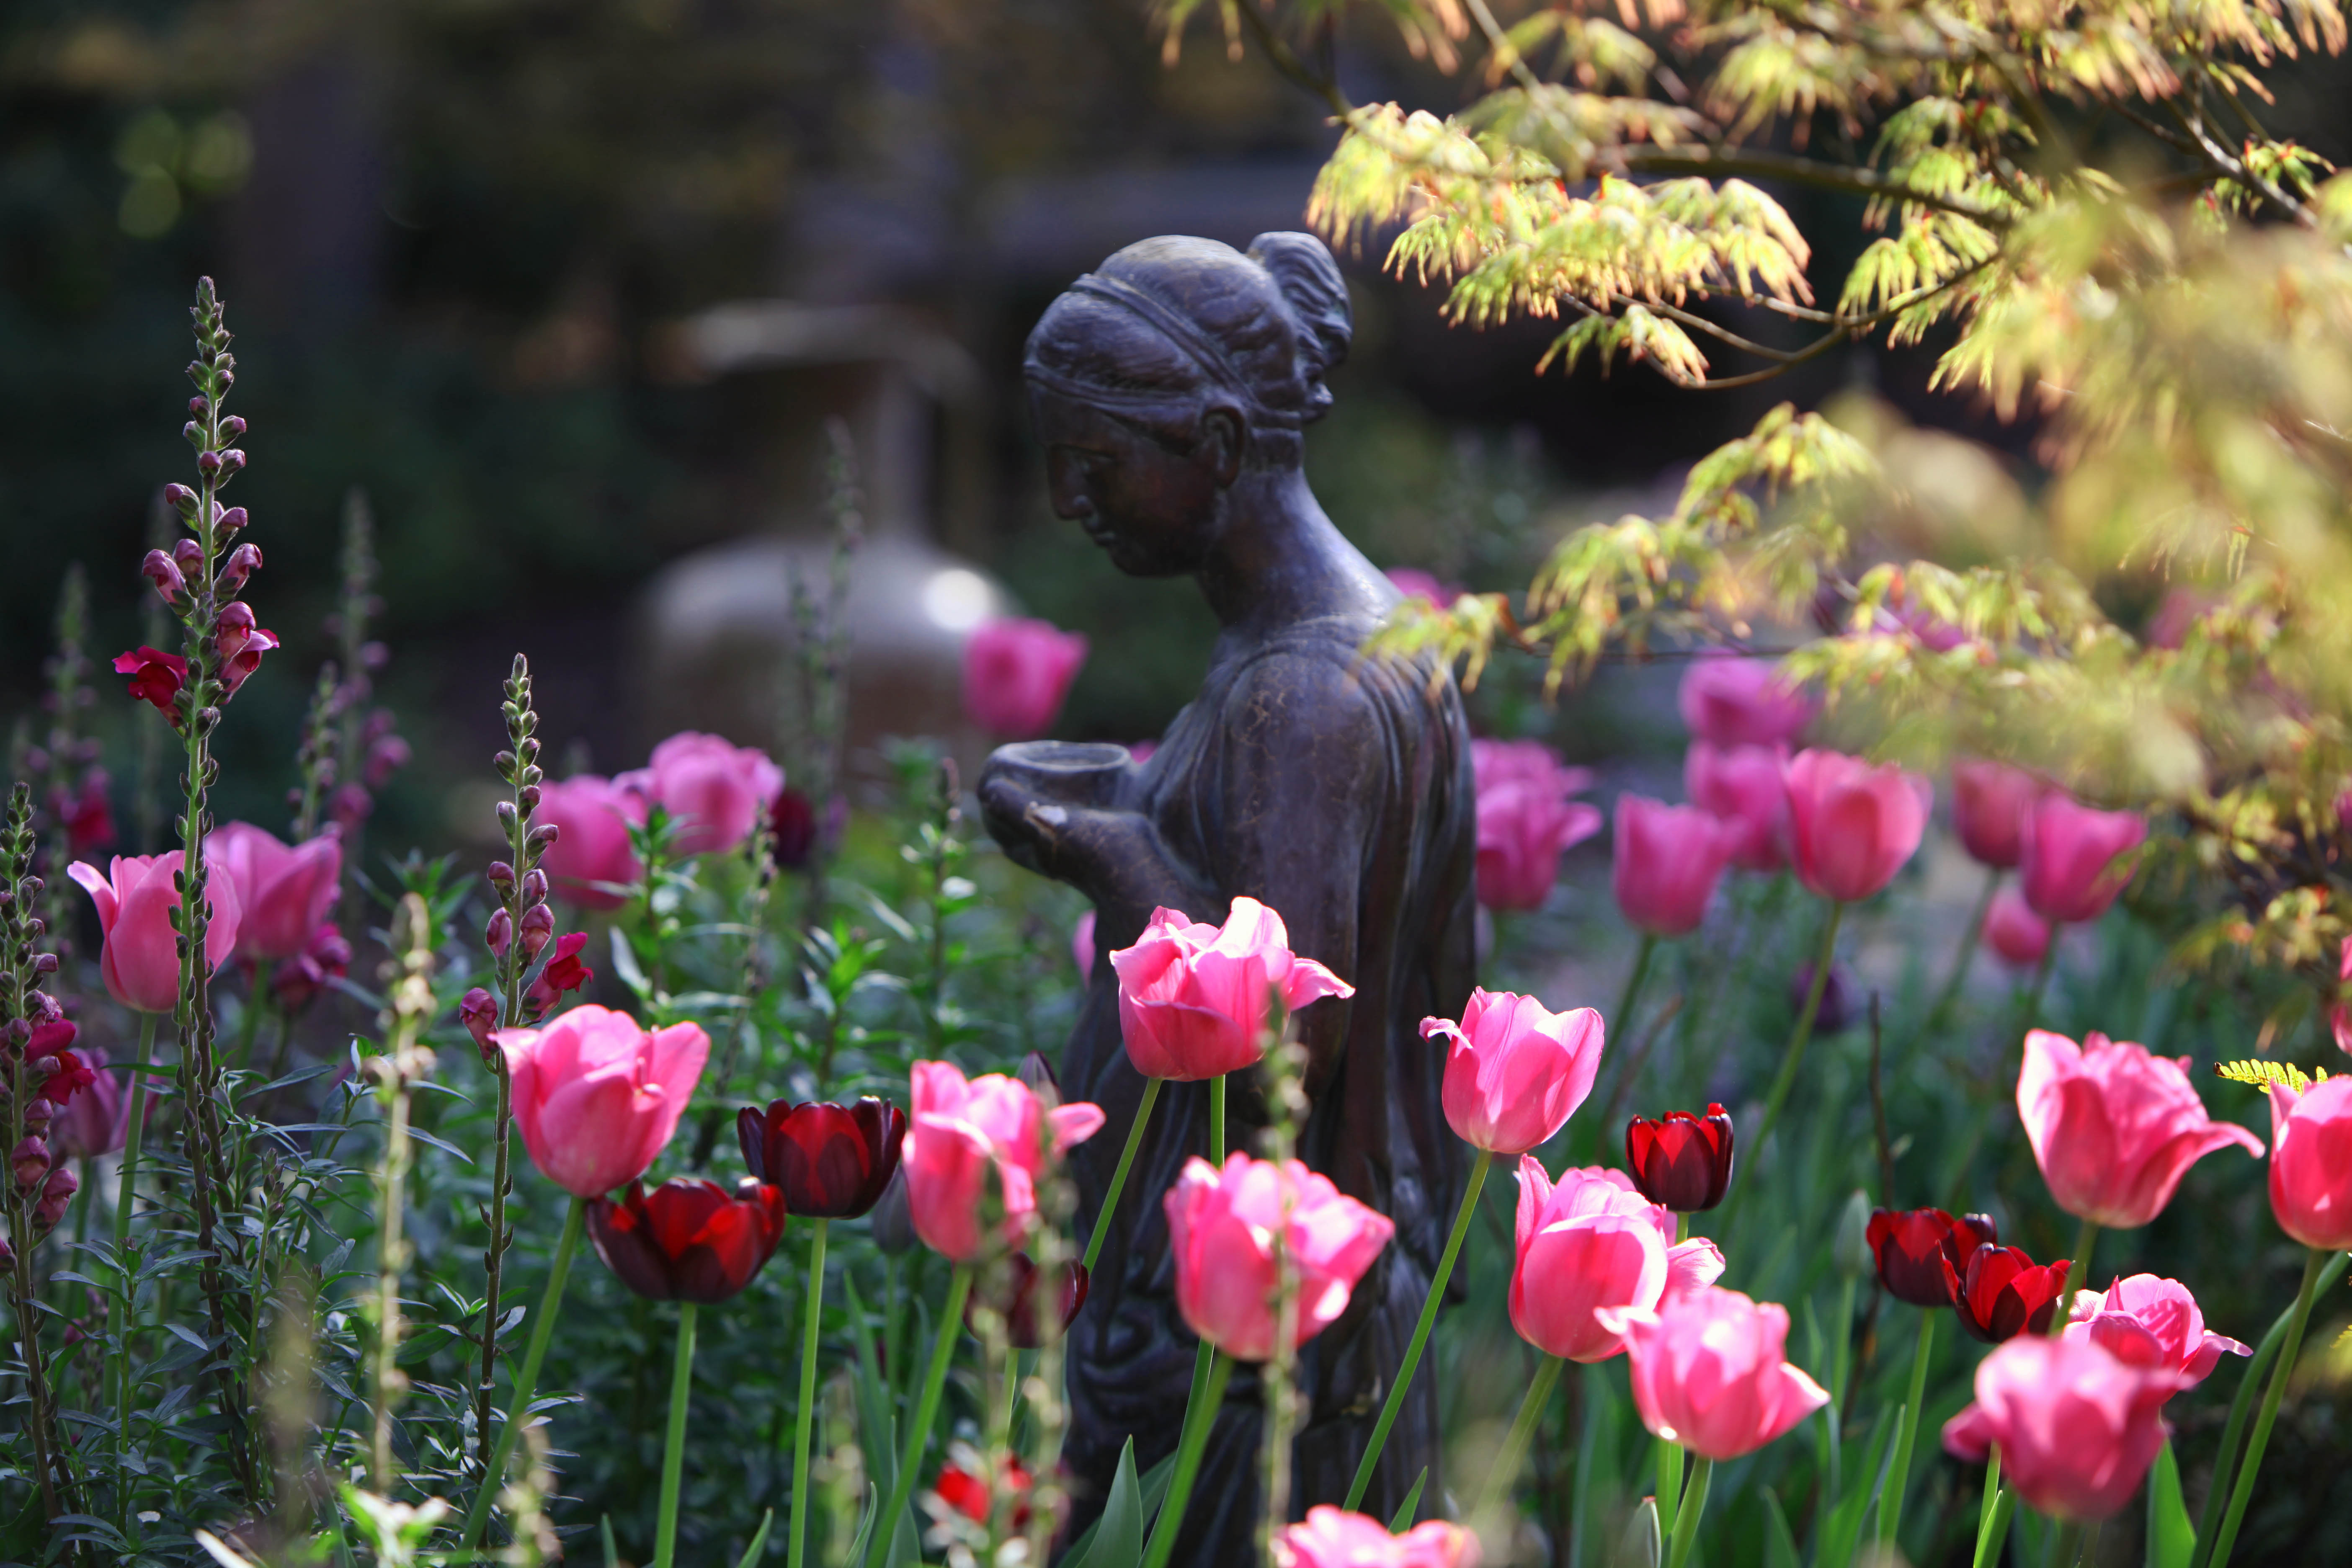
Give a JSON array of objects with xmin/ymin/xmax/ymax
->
[
  {"xmin": 114, "ymin": 647, "xmax": 188, "ymax": 724},
  {"xmin": 524, "ymin": 931, "xmax": 595, "ymax": 1020}
]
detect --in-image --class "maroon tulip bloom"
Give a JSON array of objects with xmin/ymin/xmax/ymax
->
[
  {"xmin": 114, "ymin": 647, "xmax": 188, "ymax": 725},
  {"xmin": 1625, "ymin": 1105, "xmax": 1736, "ymax": 1212},
  {"xmin": 966, "ymin": 1252, "xmax": 1091, "ymax": 1349},
  {"xmin": 1947, "ymin": 1244, "xmax": 2072, "ymax": 1343},
  {"xmin": 587, "ymin": 1177, "xmax": 788, "ymax": 1304},
  {"xmin": 1867, "ymin": 1208, "xmax": 1998, "ymax": 1307},
  {"xmin": 737, "ymin": 1097, "xmax": 907, "ymax": 1220},
  {"xmin": 771, "ymin": 788, "xmax": 819, "ymax": 869}
]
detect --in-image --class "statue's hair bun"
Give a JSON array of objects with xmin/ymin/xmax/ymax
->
[{"xmin": 1248, "ymin": 232, "xmax": 1351, "ymax": 423}]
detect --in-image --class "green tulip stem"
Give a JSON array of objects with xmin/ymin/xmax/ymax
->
[
  {"xmin": 655, "ymin": 1300, "xmax": 698, "ymax": 1568},
  {"xmin": 1616, "ymin": 933, "xmax": 1658, "ymax": 1042},
  {"xmin": 1083, "ymin": 1076, "xmax": 1163, "ymax": 1276},
  {"xmin": 864, "ymin": 1264, "xmax": 973, "ymax": 1568},
  {"xmin": 2054, "ymin": 1218, "xmax": 2098, "ymax": 1334},
  {"xmin": 109, "ymin": 1011, "xmax": 159, "ymax": 1528},
  {"xmin": 2205, "ymin": 1246, "xmax": 2326, "ymax": 1568},
  {"xmin": 1921, "ymin": 867, "xmax": 2001, "ymax": 1040},
  {"xmin": 1344, "ymin": 1148, "xmax": 1492, "ymax": 1510},
  {"xmin": 461, "ymin": 1194, "xmax": 587, "ymax": 1548},
  {"xmin": 1663, "ymin": 1454, "xmax": 1712, "ymax": 1568},
  {"xmin": 1208, "ymin": 1073, "xmax": 1226, "ymax": 1165},
  {"xmin": 1972, "ymin": 1444, "xmax": 2004, "ymax": 1568},
  {"xmin": 789, "ymin": 1218, "xmax": 828, "ymax": 1568},
  {"xmin": 1474, "ymin": 1353, "xmax": 1566, "ymax": 1523},
  {"xmin": 1140, "ymin": 1349, "xmax": 1233, "ymax": 1568},
  {"xmin": 1733, "ymin": 901, "xmax": 1844, "ymax": 1214},
  {"xmin": 1880, "ymin": 1309, "xmax": 1935, "ymax": 1550}
]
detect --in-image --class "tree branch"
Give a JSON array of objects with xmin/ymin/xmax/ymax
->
[{"xmin": 1612, "ymin": 144, "xmax": 2012, "ymax": 227}]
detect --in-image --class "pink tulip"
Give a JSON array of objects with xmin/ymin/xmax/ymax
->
[
  {"xmin": 2266, "ymin": 1074, "xmax": 2352, "ymax": 1249},
  {"xmin": 1109, "ymin": 897, "xmax": 1354, "ymax": 1082},
  {"xmin": 535, "ymin": 775, "xmax": 647, "ymax": 909},
  {"xmin": 496, "ymin": 1004, "xmax": 710, "ymax": 1199},
  {"xmin": 1981, "ymin": 888, "xmax": 2052, "ymax": 970},
  {"xmin": 616, "ymin": 732, "xmax": 782, "ymax": 858},
  {"xmin": 1942, "ymin": 1335, "xmax": 2187, "ymax": 1521},
  {"xmin": 1472, "ymin": 739, "xmax": 1602, "ymax": 911},
  {"xmin": 1271, "ymin": 1506, "xmax": 1481, "ymax": 1568},
  {"xmin": 2065, "ymin": 1274, "xmax": 2249, "ymax": 1392},
  {"xmin": 1783, "ymin": 749, "xmax": 1931, "ymax": 903},
  {"xmin": 1598, "ymin": 1285, "xmax": 1828, "ymax": 1460},
  {"xmin": 1164, "ymin": 1153, "xmax": 1394, "ymax": 1361},
  {"xmin": 903, "ymin": 1059, "xmax": 1104, "ymax": 1263},
  {"xmin": 1952, "ymin": 760, "xmax": 2042, "ymax": 869},
  {"xmin": 1684, "ymin": 741, "xmax": 1790, "ymax": 872},
  {"xmin": 1072, "ymin": 908, "xmax": 1096, "ymax": 975},
  {"xmin": 1611, "ymin": 795, "xmax": 1734, "ymax": 936},
  {"xmin": 2019, "ymin": 794, "xmax": 2147, "ymax": 924},
  {"xmin": 963, "ymin": 617, "xmax": 1088, "ymax": 739},
  {"xmin": 1423, "ymin": 988, "xmax": 1604, "ymax": 1155},
  {"xmin": 212, "ymin": 821, "xmax": 342, "ymax": 962},
  {"xmin": 2018, "ymin": 1029, "xmax": 2262, "ymax": 1228},
  {"xmin": 1383, "ymin": 568, "xmax": 1460, "ymax": 608},
  {"xmin": 1677, "ymin": 654, "xmax": 1815, "ymax": 748},
  {"xmin": 70, "ymin": 854, "xmax": 241, "ymax": 1014},
  {"xmin": 1509, "ymin": 1161, "xmax": 1724, "ymax": 1363}
]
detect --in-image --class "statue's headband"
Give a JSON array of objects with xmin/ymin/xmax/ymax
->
[{"xmin": 1023, "ymin": 272, "xmax": 1302, "ymax": 430}]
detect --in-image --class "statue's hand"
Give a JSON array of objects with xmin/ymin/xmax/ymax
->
[{"xmin": 978, "ymin": 771, "xmax": 1170, "ymax": 904}]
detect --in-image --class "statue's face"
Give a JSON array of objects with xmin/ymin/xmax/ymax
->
[{"xmin": 1031, "ymin": 389, "xmax": 1226, "ymax": 578}]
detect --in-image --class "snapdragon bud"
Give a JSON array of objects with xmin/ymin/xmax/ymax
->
[
  {"xmin": 518, "ymin": 904, "xmax": 554, "ymax": 961},
  {"xmin": 521, "ymin": 869, "xmax": 547, "ymax": 905},
  {"xmin": 486, "ymin": 861, "xmax": 516, "ymax": 890},
  {"xmin": 219, "ymin": 542, "xmax": 262, "ymax": 593},
  {"xmin": 173, "ymin": 538, "xmax": 204, "ymax": 576},
  {"xmin": 163, "ymin": 483, "xmax": 198, "ymax": 514},
  {"xmin": 221, "ymin": 415, "xmax": 247, "ymax": 439},
  {"xmin": 142, "ymin": 549, "xmax": 188, "ymax": 605},
  {"xmin": 218, "ymin": 506, "xmax": 248, "ymax": 534},
  {"xmin": 486, "ymin": 908, "xmax": 513, "ymax": 958},
  {"xmin": 11, "ymin": 1136, "xmax": 51, "ymax": 1189},
  {"xmin": 459, "ymin": 988, "xmax": 500, "ymax": 1067}
]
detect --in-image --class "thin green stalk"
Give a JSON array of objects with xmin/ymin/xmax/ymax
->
[
  {"xmin": 655, "ymin": 1301, "xmax": 699, "ymax": 1568},
  {"xmin": 1209, "ymin": 1073, "xmax": 1226, "ymax": 1165},
  {"xmin": 1974, "ymin": 1444, "xmax": 2003, "ymax": 1561},
  {"xmin": 2190, "ymin": 1250, "xmax": 2349, "ymax": 1568},
  {"xmin": 2205, "ymin": 1246, "xmax": 2326, "ymax": 1568},
  {"xmin": 864, "ymin": 1265, "xmax": 974, "ymax": 1568},
  {"xmin": 1663, "ymin": 1454, "xmax": 1711, "ymax": 1568},
  {"xmin": 1828, "ymin": 1274, "xmax": 1857, "ymax": 1410},
  {"xmin": 1139, "ymin": 1350, "xmax": 1234, "ymax": 1568},
  {"xmin": 2053, "ymin": 1218, "xmax": 2099, "ymax": 1334},
  {"xmin": 1880, "ymin": 1310, "xmax": 1936, "ymax": 1550},
  {"xmin": 1920, "ymin": 867, "xmax": 2001, "ymax": 1040},
  {"xmin": 1474, "ymin": 1353, "xmax": 1566, "ymax": 1521},
  {"xmin": 110, "ymin": 1011, "xmax": 159, "ymax": 1523},
  {"xmin": 1569, "ymin": 1367, "xmax": 1603, "ymax": 1568},
  {"xmin": 2045, "ymin": 1519, "xmax": 2080, "ymax": 1568},
  {"xmin": 1656, "ymin": 1217, "xmax": 1687, "ymax": 1519},
  {"xmin": 462, "ymin": 1194, "xmax": 588, "ymax": 1547},
  {"xmin": 1732, "ymin": 901, "xmax": 1844, "ymax": 1212},
  {"xmin": 1976, "ymin": 1486, "xmax": 2016, "ymax": 1568},
  {"xmin": 789, "ymin": 1219, "xmax": 828, "ymax": 1568},
  {"xmin": 1083, "ymin": 1076, "xmax": 1163, "ymax": 1275},
  {"xmin": 232, "ymin": 987, "xmax": 266, "ymax": 1070},
  {"xmin": 1345, "ymin": 1148, "xmax": 1491, "ymax": 1509},
  {"xmin": 1616, "ymin": 933, "xmax": 1658, "ymax": 1040}
]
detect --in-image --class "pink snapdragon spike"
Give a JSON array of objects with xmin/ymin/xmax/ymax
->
[
  {"xmin": 1423, "ymin": 988, "xmax": 1603, "ymax": 1155},
  {"xmin": 1164, "ymin": 1153, "xmax": 1394, "ymax": 1361},
  {"xmin": 70, "ymin": 853, "xmax": 242, "ymax": 1014},
  {"xmin": 1109, "ymin": 896, "xmax": 1354, "ymax": 1082},
  {"xmin": 212, "ymin": 821, "xmax": 342, "ymax": 962},
  {"xmin": 1509, "ymin": 1161, "xmax": 1724, "ymax": 1363},
  {"xmin": 1611, "ymin": 794, "xmax": 1734, "ymax": 937},
  {"xmin": 1676, "ymin": 653, "xmax": 1815, "ymax": 748},
  {"xmin": 1684, "ymin": 742, "xmax": 1789, "ymax": 872},
  {"xmin": 496, "ymin": 1005, "xmax": 709, "ymax": 1199},
  {"xmin": 1951, "ymin": 759, "xmax": 2042, "ymax": 869},
  {"xmin": 1942, "ymin": 1335, "xmax": 2188, "ymax": 1521},
  {"xmin": 2019, "ymin": 794, "xmax": 2148, "ymax": 924},
  {"xmin": 2266, "ymin": 1075, "xmax": 2352, "ymax": 1250},
  {"xmin": 962, "ymin": 617, "xmax": 1089, "ymax": 739},
  {"xmin": 1783, "ymin": 749, "xmax": 1932, "ymax": 903},
  {"xmin": 534, "ymin": 775, "xmax": 647, "ymax": 909},
  {"xmin": 2065, "ymin": 1274, "xmax": 2249, "ymax": 1392},
  {"xmin": 1597, "ymin": 1285, "xmax": 1828, "ymax": 1460},
  {"xmin": 2018, "ymin": 1029, "xmax": 2262, "ymax": 1228},
  {"xmin": 1981, "ymin": 887, "xmax": 2052, "ymax": 970},
  {"xmin": 1270, "ymin": 1506, "xmax": 1482, "ymax": 1568},
  {"xmin": 1471, "ymin": 739, "xmax": 1602, "ymax": 911},
  {"xmin": 902, "ymin": 1059, "xmax": 1104, "ymax": 1263},
  {"xmin": 616, "ymin": 731, "xmax": 783, "ymax": 857}
]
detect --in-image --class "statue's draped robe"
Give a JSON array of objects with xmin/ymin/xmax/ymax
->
[{"xmin": 1053, "ymin": 614, "xmax": 1477, "ymax": 1566}]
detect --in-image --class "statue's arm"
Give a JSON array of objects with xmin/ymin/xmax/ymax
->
[{"xmin": 976, "ymin": 761, "xmax": 1209, "ymax": 932}]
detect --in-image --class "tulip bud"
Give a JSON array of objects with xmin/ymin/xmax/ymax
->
[
  {"xmin": 486, "ymin": 909, "xmax": 513, "ymax": 958},
  {"xmin": 1625, "ymin": 1104, "xmax": 1736, "ymax": 1212},
  {"xmin": 11, "ymin": 1135, "xmax": 51, "ymax": 1189},
  {"xmin": 518, "ymin": 904, "xmax": 554, "ymax": 961},
  {"xmin": 142, "ymin": 549, "xmax": 188, "ymax": 605},
  {"xmin": 219, "ymin": 542, "xmax": 262, "ymax": 593},
  {"xmin": 459, "ymin": 988, "xmax": 499, "ymax": 1067},
  {"xmin": 1834, "ymin": 1190, "xmax": 1872, "ymax": 1279}
]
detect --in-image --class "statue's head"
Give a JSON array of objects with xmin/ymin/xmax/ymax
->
[{"xmin": 1023, "ymin": 232, "xmax": 1352, "ymax": 576}]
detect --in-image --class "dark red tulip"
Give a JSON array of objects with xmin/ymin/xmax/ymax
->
[
  {"xmin": 587, "ymin": 1177, "xmax": 787, "ymax": 1304},
  {"xmin": 770, "ymin": 788, "xmax": 818, "ymax": 869},
  {"xmin": 1626, "ymin": 1104, "xmax": 1736, "ymax": 1212},
  {"xmin": 1866, "ymin": 1208, "xmax": 1999, "ymax": 1308},
  {"xmin": 967, "ymin": 1252, "xmax": 1091, "ymax": 1349},
  {"xmin": 738, "ymin": 1096, "xmax": 906, "ymax": 1220},
  {"xmin": 1946, "ymin": 1244, "xmax": 2072, "ymax": 1343}
]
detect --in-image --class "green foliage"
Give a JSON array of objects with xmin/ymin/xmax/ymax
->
[{"xmin": 2215, "ymin": 1057, "xmax": 2331, "ymax": 1093}]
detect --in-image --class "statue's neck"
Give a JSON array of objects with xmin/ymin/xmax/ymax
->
[{"xmin": 1196, "ymin": 468, "xmax": 1385, "ymax": 638}]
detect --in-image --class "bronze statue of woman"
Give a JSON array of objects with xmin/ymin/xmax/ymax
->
[{"xmin": 977, "ymin": 232, "xmax": 1478, "ymax": 1564}]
